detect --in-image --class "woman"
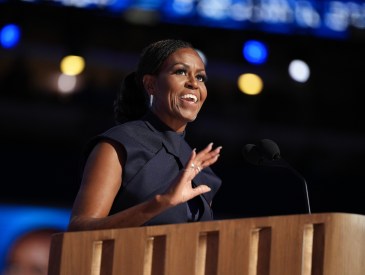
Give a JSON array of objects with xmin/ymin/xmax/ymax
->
[{"xmin": 68, "ymin": 39, "xmax": 222, "ymax": 231}]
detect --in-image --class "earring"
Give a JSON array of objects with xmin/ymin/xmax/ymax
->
[{"xmin": 149, "ymin": 94, "xmax": 154, "ymax": 107}]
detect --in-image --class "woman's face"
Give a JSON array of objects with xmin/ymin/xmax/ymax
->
[{"xmin": 145, "ymin": 47, "xmax": 208, "ymax": 132}]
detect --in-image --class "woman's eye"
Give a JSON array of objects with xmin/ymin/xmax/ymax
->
[
  {"xmin": 175, "ymin": 69, "xmax": 187, "ymax": 75},
  {"xmin": 175, "ymin": 69, "xmax": 207, "ymax": 82},
  {"xmin": 196, "ymin": 74, "xmax": 207, "ymax": 82}
]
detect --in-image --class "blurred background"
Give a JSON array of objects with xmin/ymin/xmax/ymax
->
[{"xmin": 1, "ymin": 0, "xmax": 365, "ymax": 259}]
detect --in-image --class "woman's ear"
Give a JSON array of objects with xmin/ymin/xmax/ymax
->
[{"xmin": 142, "ymin": 75, "xmax": 156, "ymax": 96}]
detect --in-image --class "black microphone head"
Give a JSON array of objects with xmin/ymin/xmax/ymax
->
[
  {"xmin": 242, "ymin": 144, "xmax": 263, "ymax": 165},
  {"xmin": 258, "ymin": 139, "xmax": 281, "ymax": 160}
]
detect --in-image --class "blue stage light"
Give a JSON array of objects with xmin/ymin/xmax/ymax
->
[
  {"xmin": 242, "ymin": 40, "xmax": 268, "ymax": 65},
  {"xmin": 0, "ymin": 24, "xmax": 21, "ymax": 49}
]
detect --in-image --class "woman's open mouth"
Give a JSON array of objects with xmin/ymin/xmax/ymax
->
[{"xmin": 180, "ymin": 93, "xmax": 198, "ymax": 103}]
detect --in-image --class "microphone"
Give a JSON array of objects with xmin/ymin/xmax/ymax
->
[
  {"xmin": 242, "ymin": 139, "xmax": 312, "ymax": 214},
  {"xmin": 242, "ymin": 143, "xmax": 263, "ymax": 165}
]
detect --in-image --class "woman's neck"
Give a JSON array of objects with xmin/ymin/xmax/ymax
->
[{"xmin": 150, "ymin": 109, "xmax": 187, "ymax": 133}]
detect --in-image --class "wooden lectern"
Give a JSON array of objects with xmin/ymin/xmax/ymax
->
[{"xmin": 48, "ymin": 213, "xmax": 365, "ymax": 275}]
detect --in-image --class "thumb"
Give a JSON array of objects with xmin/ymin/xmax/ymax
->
[{"xmin": 193, "ymin": 184, "xmax": 211, "ymax": 196}]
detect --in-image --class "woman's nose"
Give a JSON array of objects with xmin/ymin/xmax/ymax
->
[{"xmin": 185, "ymin": 75, "xmax": 198, "ymax": 89}]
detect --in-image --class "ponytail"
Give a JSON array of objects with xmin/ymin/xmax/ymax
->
[{"xmin": 113, "ymin": 72, "xmax": 148, "ymax": 124}]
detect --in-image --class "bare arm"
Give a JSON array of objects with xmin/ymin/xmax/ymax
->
[{"xmin": 67, "ymin": 141, "xmax": 221, "ymax": 231}]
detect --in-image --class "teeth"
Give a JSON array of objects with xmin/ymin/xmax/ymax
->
[{"xmin": 181, "ymin": 94, "xmax": 198, "ymax": 103}]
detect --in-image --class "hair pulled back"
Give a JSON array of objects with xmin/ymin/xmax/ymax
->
[{"xmin": 114, "ymin": 39, "xmax": 193, "ymax": 124}]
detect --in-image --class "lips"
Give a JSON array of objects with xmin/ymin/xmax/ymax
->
[{"xmin": 180, "ymin": 93, "xmax": 198, "ymax": 103}]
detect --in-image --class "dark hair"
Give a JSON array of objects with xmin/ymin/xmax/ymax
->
[{"xmin": 114, "ymin": 39, "xmax": 193, "ymax": 123}]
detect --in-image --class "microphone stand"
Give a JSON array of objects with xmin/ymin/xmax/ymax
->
[
  {"xmin": 261, "ymin": 158, "xmax": 312, "ymax": 214},
  {"xmin": 242, "ymin": 141, "xmax": 312, "ymax": 214}
]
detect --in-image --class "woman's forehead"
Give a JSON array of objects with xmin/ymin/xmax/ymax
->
[{"xmin": 162, "ymin": 48, "xmax": 205, "ymax": 70}]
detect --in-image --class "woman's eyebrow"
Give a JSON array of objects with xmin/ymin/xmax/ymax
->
[{"xmin": 172, "ymin": 62, "xmax": 206, "ymax": 72}]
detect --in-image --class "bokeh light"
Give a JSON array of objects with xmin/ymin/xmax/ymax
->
[
  {"xmin": 288, "ymin": 59, "xmax": 310, "ymax": 83},
  {"xmin": 60, "ymin": 55, "xmax": 85, "ymax": 76},
  {"xmin": 238, "ymin": 73, "xmax": 263, "ymax": 95},
  {"xmin": 0, "ymin": 24, "xmax": 21, "ymax": 49},
  {"xmin": 57, "ymin": 74, "xmax": 77, "ymax": 94},
  {"xmin": 195, "ymin": 48, "xmax": 208, "ymax": 65},
  {"xmin": 243, "ymin": 40, "xmax": 268, "ymax": 64}
]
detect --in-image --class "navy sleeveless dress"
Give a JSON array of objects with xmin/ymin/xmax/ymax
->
[{"xmin": 83, "ymin": 111, "xmax": 222, "ymax": 226}]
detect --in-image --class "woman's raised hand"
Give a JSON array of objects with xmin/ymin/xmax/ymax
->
[{"xmin": 162, "ymin": 143, "xmax": 222, "ymax": 206}]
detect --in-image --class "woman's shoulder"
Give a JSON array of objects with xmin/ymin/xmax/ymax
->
[
  {"xmin": 98, "ymin": 120, "xmax": 162, "ymax": 153},
  {"xmin": 102, "ymin": 120, "xmax": 146, "ymax": 138}
]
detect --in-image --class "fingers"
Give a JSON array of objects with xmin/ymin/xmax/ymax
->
[
  {"xmin": 184, "ymin": 151, "xmax": 199, "ymax": 178},
  {"xmin": 201, "ymin": 149, "xmax": 221, "ymax": 167},
  {"xmin": 183, "ymin": 143, "xmax": 222, "ymax": 179},
  {"xmin": 191, "ymin": 143, "xmax": 222, "ymax": 172},
  {"xmin": 198, "ymin": 143, "xmax": 222, "ymax": 161}
]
